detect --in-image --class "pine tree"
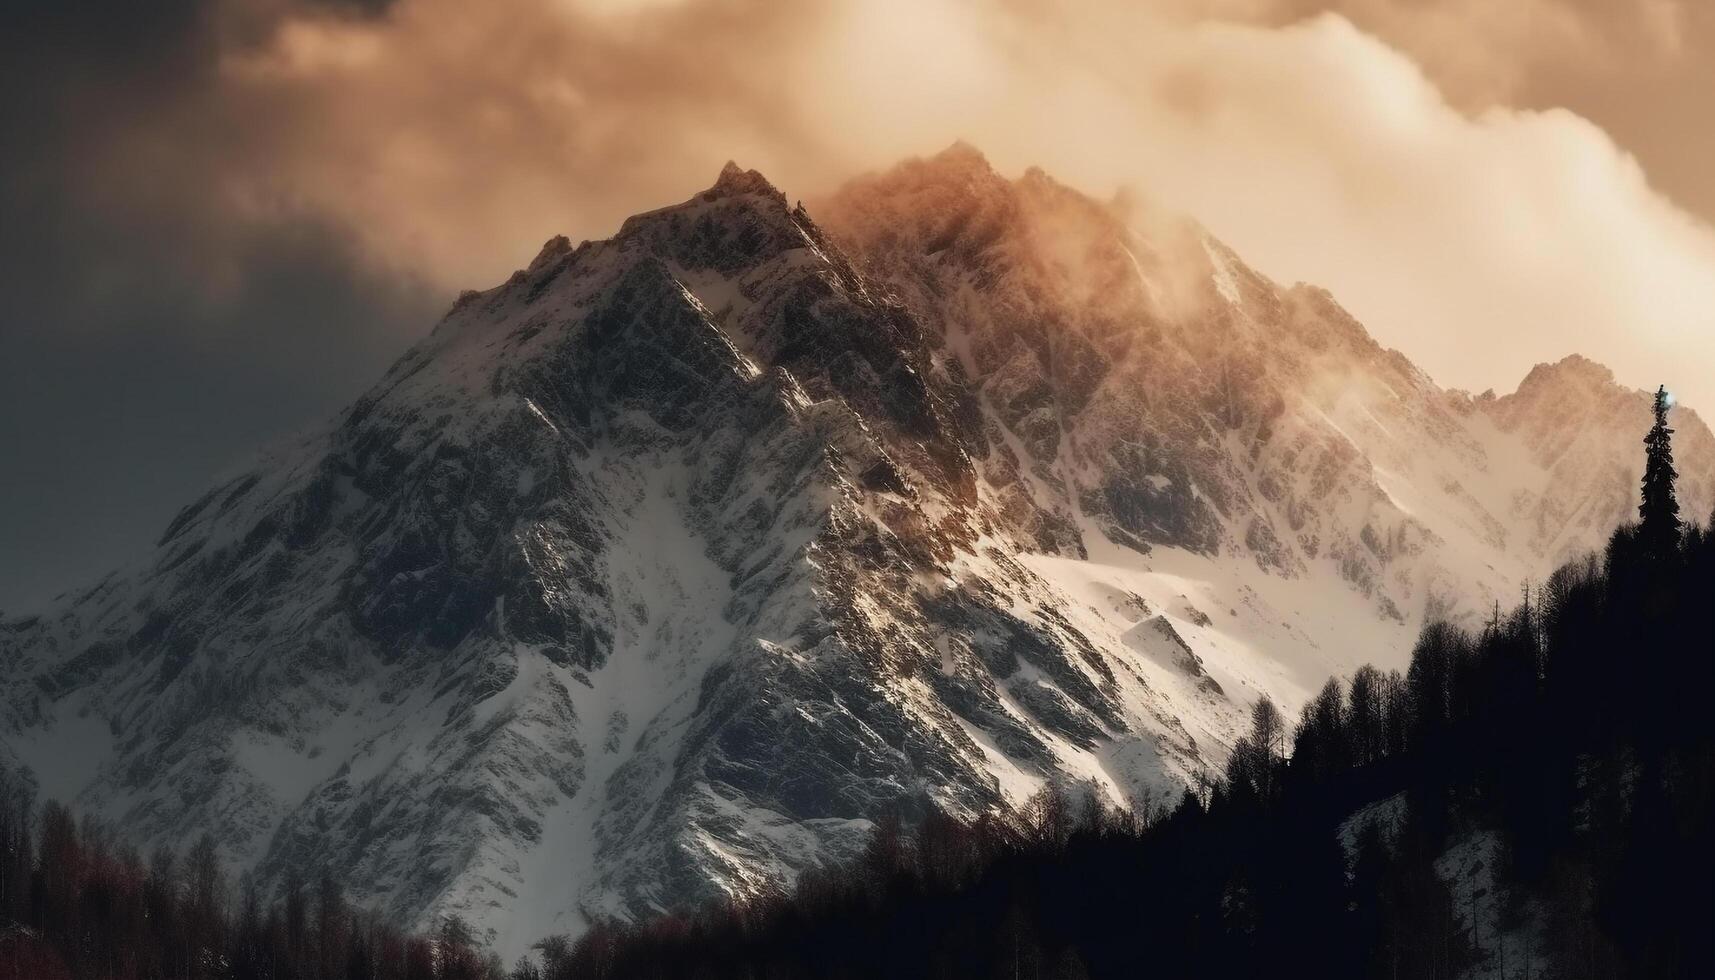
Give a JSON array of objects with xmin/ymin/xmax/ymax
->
[{"xmin": 1639, "ymin": 385, "xmax": 1682, "ymax": 558}]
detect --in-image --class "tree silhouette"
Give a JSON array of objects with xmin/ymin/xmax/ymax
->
[
  {"xmin": 4, "ymin": 392, "xmax": 1710, "ymax": 980},
  {"xmin": 1639, "ymin": 384, "xmax": 1681, "ymax": 558}
]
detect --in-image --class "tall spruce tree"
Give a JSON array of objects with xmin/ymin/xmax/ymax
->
[{"xmin": 1639, "ymin": 385, "xmax": 1682, "ymax": 558}]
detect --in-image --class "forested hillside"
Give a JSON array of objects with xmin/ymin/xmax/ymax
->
[
  {"xmin": 522, "ymin": 388, "xmax": 1715, "ymax": 979},
  {"xmin": 3, "ymin": 393, "xmax": 1709, "ymax": 980}
]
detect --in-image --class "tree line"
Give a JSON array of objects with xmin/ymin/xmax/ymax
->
[
  {"xmin": 0, "ymin": 775, "xmax": 501, "ymax": 980},
  {"xmin": 4, "ymin": 387, "xmax": 1710, "ymax": 978},
  {"xmin": 504, "ymin": 386, "xmax": 1711, "ymax": 979}
]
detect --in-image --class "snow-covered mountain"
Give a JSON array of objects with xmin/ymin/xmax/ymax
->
[{"xmin": 3, "ymin": 144, "xmax": 1709, "ymax": 958}]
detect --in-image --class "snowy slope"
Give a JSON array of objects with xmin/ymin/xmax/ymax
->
[
  {"xmin": 820, "ymin": 141, "xmax": 1713, "ymax": 664},
  {"xmin": 3, "ymin": 146, "xmax": 1711, "ymax": 959}
]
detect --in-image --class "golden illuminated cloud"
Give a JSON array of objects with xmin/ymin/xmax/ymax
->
[
  {"xmin": 14, "ymin": 0, "xmax": 1715, "ymax": 400},
  {"xmin": 187, "ymin": 0, "xmax": 1715, "ymax": 409},
  {"xmin": 4, "ymin": 0, "xmax": 1713, "ymax": 607}
]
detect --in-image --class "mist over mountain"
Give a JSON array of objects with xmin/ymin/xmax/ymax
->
[{"xmin": 2, "ymin": 144, "xmax": 1709, "ymax": 960}]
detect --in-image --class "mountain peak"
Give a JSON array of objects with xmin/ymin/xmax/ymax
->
[
  {"xmin": 709, "ymin": 160, "xmax": 783, "ymax": 200},
  {"xmin": 1516, "ymin": 353, "xmax": 1617, "ymax": 392},
  {"xmin": 1484, "ymin": 354, "xmax": 1627, "ymax": 431},
  {"xmin": 526, "ymin": 234, "xmax": 576, "ymax": 273},
  {"xmin": 929, "ymin": 139, "xmax": 993, "ymax": 172},
  {"xmin": 612, "ymin": 161, "xmax": 805, "ymax": 274},
  {"xmin": 17, "ymin": 147, "xmax": 1715, "ymax": 963}
]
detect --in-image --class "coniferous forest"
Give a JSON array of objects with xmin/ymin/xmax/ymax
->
[{"xmin": 3, "ymin": 388, "xmax": 1710, "ymax": 979}]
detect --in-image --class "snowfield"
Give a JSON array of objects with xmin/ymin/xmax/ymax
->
[{"xmin": 3, "ymin": 145, "xmax": 1710, "ymax": 959}]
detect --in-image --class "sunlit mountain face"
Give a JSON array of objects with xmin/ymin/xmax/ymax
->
[
  {"xmin": 4, "ymin": 4, "xmax": 1714, "ymax": 978},
  {"xmin": 7, "ymin": 1, "xmax": 1715, "ymax": 618},
  {"xmin": 5, "ymin": 146, "xmax": 1709, "ymax": 958}
]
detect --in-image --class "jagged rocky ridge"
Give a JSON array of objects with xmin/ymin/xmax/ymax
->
[{"xmin": 3, "ymin": 145, "xmax": 1710, "ymax": 957}]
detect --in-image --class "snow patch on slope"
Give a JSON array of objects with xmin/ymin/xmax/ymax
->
[{"xmin": 488, "ymin": 457, "xmax": 739, "ymax": 959}]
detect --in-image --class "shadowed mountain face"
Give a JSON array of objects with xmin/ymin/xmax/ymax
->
[{"xmin": 2, "ymin": 144, "xmax": 1709, "ymax": 956}]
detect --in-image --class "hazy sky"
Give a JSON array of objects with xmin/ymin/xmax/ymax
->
[{"xmin": 4, "ymin": 0, "xmax": 1714, "ymax": 610}]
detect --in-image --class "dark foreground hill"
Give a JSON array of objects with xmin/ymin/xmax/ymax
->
[{"xmin": 3, "ymin": 144, "xmax": 1712, "ymax": 974}]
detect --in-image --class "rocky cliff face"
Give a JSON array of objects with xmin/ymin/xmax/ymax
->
[
  {"xmin": 822, "ymin": 143, "xmax": 1713, "ymax": 620},
  {"xmin": 3, "ymin": 144, "xmax": 1709, "ymax": 958},
  {"xmin": 1476, "ymin": 354, "xmax": 1715, "ymax": 569}
]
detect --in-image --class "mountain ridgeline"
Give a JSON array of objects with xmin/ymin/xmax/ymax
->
[
  {"xmin": 497, "ymin": 403, "xmax": 1715, "ymax": 980},
  {"xmin": 1, "ymin": 144, "xmax": 1712, "ymax": 961},
  {"xmin": 4, "ymin": 385, "xmax": 1709, "ymax": 980}
]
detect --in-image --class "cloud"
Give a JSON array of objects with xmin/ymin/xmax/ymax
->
[
  {"xmin": 185, "ymin": 0, "xmax": 1715, "ymax": 412},
  {"xmin": 1217, "ymin": 0, "xmax": 1715, "ymax": 225},
  {"xmin": 4, "ymin": 0, "xmax": 1715, "ymax": 607},
  {"xmin": 1055, "ymin": 11, "xmax": 1715, "ymax": 407},
  {"xmin": 0, "ymin": 0, "xmax": 435, "ymax": 610},
  {"xmin": 1227, "ymin": 0, "xmax": 1681, "ymax": 101}
]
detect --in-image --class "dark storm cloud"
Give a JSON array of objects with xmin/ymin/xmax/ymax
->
[
  {"xmin": 0, "ymin": 0, "xmax": 816, "ymax": 611},
  {"xmin": 0, "ymin": 0, "xmax": 433, "ymax": 611},
  {"xmin": 5, "ymin": 0, "xmax": 1715, "ymax": 610}
]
